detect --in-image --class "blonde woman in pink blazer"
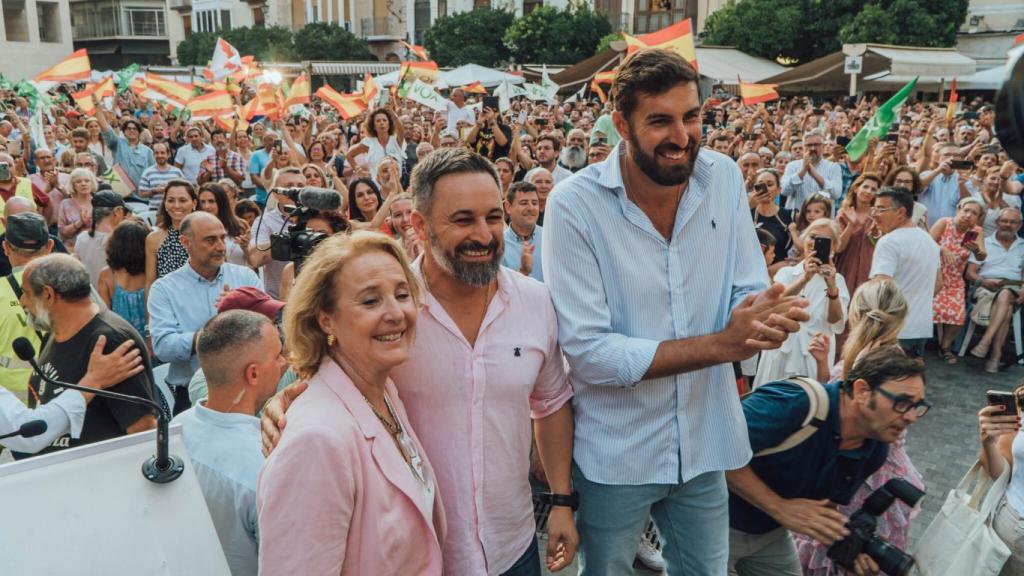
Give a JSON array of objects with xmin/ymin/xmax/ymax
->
[{"xmin": 257, "ymin": 232, "xmax": 445, "ymax": 575}]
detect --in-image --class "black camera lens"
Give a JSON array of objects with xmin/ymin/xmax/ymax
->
[
  {"xmin": 864, "ymin": 537, "xmax": 915, "ymax": 576},
  {"xmin": 995, "ymin": 49, "xmax": 1024, "ymax": 165}
]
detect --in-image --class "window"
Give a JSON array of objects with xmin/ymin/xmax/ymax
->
[
  {"xmin": 37, "ymin": 1, "xmax": 61, "ymax": 42},
  {"xmin": 634, "ymin": 0, "xmax": 684, "ymax": 34},
  {"xmin": 182, "ymin": 13, "xmax": 191, "ymax": 37},
  {"xmin": 125, "ymin": 7, "xmax": 165, "ymax": 36},
  {"xmin": 473, "ymin": 0, "xmax": 489, "ymax": 8},
  {"xmin": 437, "ymin": 0, "xmax": 446, "ymax": 19},
  {"xmin": 71, "ymin": 0, "xmax": 118, "ymax": 39},
  {"xmin": 523, "ymin": 0, "xmax": 541, "ymax": 15},
  {"xmin": 3, "ymin": 0, "xmax": 30, "ymax": 41},
  {"xmin": 413, "ymin": 0, "xmax": 429, "ymax": 44},
  {"xmin": 220, "ymin": 9, "xmax": 230, "ymax": 29},
  {"xmin": 252, "ymin": 5, "xmax": 264, "ymax": 27}
]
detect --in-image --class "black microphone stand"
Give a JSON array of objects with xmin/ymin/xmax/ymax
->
[{"xmin": 13, "ymin": 338, "xmax": 184, "ymax": 484}]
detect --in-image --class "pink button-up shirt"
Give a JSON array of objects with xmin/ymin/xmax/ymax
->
[{"xmin": 390, "ymin": 261, "xmax": 573, "ymax": 575}]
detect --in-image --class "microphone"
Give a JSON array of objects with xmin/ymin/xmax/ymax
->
[
  {"xmin": 12, "ymin": 337, "xmax": 184, "ymax": 484},
  {"xmin": 275, "ymin": 186, "xmax": 342, "ymax": 212},
  {"xmin": 0, "ymin": 420, "xmax": 47, "ymax": 441}
]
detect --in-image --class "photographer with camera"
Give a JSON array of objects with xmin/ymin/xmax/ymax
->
[{"xmin": 728, "ymin": 346, "xmax": 928, "ymax": 576}]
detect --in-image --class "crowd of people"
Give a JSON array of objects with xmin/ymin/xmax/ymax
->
[{"xmin": 0, "ymin": 45, "xmax": 1023, "ymax": 576}]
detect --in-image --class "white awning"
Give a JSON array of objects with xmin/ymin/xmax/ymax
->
[
  {"xmin": 695, "ymin": 46, "xmax": 787, "ymax": 84},
  {"xmin": 439, "ymin": 64, "xmax": 524, "ymax": 88},
  {"xmin": 957, "ymin": 65, "xmax": 1007, "ymax": 90},
  {"xmin": 310, "ymin": 61, "xmax": 401, "ymax": 76}
]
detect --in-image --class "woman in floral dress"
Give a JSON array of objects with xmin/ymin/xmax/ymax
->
[{"xmin": 931, "ymin": 197, "xmax": 985, "ymax": 363}]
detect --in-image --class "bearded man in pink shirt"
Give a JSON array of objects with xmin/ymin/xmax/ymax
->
[{"xmin": 262, "ymin": 147, "xmax": 578, "ymax": 575}]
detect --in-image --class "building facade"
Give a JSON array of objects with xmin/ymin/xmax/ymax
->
[
  {"xmin": 957, "ymin": 0, "xmax": 1024, "ymax": 69},
  {"xmin": 0, "ymin": 0, "xmax": 76, "ymax": 80},
  {"xmin": 70, "ymin": 0, "xmax": 171, "ymax": 69}
]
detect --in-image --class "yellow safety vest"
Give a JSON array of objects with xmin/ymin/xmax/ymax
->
[{"xmin": 0, "ymin": 178, "xmax": 36, "ymax": 234}]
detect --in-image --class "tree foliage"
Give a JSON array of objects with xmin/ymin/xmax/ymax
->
[
  {"xmin": 293, "ymin": 22, "xmax": 375, "ymax": 61},
  {"xmin": 596, "ymin": 31, "xmax": 622, "ymax": 54},
  {"xmin": 424, "ymin": 8, "xmax": 516, "ymax": 67},
  {"xmin": 175, "ymin": 24, "xmax": 373, "ymax": 65},
  {"xmin": 703, "ymin": 0, "xmax": 969, "ymax": 64},
  {"xmin": 503, "ymin": 4, "xmax": 613, "ymax": 64}
]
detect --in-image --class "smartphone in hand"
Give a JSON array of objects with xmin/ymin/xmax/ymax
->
[
  {"xmin": 813, "ymin": 236, "xmax": 832, "ymax": 265},
  {"xmin": 987, "ymin": 390, "xmax": 1019, "ymax": 416}
]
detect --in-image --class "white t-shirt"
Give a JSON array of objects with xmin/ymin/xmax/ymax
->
[
  {"xmin": 446, "ymin": 101, "xmax": 476, "ymax": 134},
  {"xmin": 870, "ymin": 226, "xmax": 940, "ymax": 339}
]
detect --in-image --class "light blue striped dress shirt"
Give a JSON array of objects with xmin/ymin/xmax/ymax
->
[{"xmin": 542, "ymin": 146, "xmax": 769, "ymax": 485}]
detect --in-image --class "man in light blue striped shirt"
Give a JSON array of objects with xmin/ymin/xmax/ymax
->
[{"xmin": 543, "ymin": 49, "xmax": 808, "ymax": 575}]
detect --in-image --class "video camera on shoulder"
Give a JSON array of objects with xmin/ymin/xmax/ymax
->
[{"xmin": 268, "ymin": 186, "xmax": 342, "ymax": 268}]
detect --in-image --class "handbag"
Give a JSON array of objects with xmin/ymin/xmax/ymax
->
[{"xmin": 913, "ymin": 461, "xmax": 1011, "ymax": 576}]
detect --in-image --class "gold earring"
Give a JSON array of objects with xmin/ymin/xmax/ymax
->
[{"xmin": 326, "ymin": 334, "xmax": 337, "ymax": 347}]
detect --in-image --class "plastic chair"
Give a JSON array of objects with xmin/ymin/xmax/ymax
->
[{"xmin": 958, "ymin": 308, "xmax": 1024, "ymax": 365}]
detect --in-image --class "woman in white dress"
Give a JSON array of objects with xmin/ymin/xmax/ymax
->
[
  {"xmin": 345, "ymin": 107, "xmax": 405, "ymax": 183},
  {"xmin": 754, "ymin": 218, "xmax": 850, "ymax": 387}
]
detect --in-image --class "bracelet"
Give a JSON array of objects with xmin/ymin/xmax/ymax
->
[
  {"xmin": 826, "ymin": 289, "xmax": 839, "ymax": 300},
  {"xmin": 540, "ymin": 491, "xmax": 579, "ymax": 511}
]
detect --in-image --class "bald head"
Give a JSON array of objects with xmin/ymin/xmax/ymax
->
[
  {"xmin": 3, "ymin": 196, "xmax": 34, "ymax": 220},
  {"xmin": 528, "ymin": 167, "xmax": 553, "ymax": 184},
  {"xmin": 180, "ymin": 211, "xmax": 223, "ymax": 240}
]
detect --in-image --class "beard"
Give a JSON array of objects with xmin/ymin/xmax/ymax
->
[
  {"xmin": 427, "ymin": 229, "xmax": 503, "ymax": 288},
  {"xmin": 627, "ymin": 130, "xmax": 699, "ymax": 186},
  {"xmin": 26, "ymin": 302, "xmax": 52, "ymax": 333},
  {"xmin": 997, "ymin": 230, "xmax": 1018, "ymax": 243},
  {"xmin": 560, "ymin": 146, "xmax": 587, "ymax": 171}
]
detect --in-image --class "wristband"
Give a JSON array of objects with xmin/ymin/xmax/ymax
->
[{"xmin": 540, "ymin": 491, "xmax": 579, "ymax": 511}]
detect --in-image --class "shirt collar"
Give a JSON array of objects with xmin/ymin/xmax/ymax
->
[
  {"xmin": 193, "ymin": 401, "xmax": 259, "ymax": 430},
  {"xmin": 411, "ymin": 255, "xmax": 510, "ymax": 315},
  {"xmin": 598, "ymin": 141, "xmax": 717, "ymax": 197},
  {"xmin": 182, "ymin": 260, "xmax": 225, "ymax": 284}
]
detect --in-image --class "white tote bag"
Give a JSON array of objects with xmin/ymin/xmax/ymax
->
[{"xmin": 914, "ymin": 461, "xmax": 1011, "ymax": 576}]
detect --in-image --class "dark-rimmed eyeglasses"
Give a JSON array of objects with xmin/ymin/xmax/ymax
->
[{"xmin": 874, "ymin": 387, "xmax": 931, "ymax": 417}]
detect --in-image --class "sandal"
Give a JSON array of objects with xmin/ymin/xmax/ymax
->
[
  {"xmin": 940, "ymin": 348, "xmax": 957, "ymax": 364},
  {"xmin": 970, "ymin": 343, "xmax": 990, "ymax": 359}
]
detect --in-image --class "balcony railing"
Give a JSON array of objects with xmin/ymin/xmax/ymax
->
[
  {"xmin": 359, "ymin": 17, "xmax": 403, "ymax": 38},
  {"xmin": 71, "ymin": 1, "xmax": 167, "ymax": 39},
  {"xmin": 168, "ymin": 0, "xmax": 191, "ymax": 12}
]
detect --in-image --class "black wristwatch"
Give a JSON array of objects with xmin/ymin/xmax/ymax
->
[{"xmin": 541, "ymin": 491, "xmax": 579, "ymax": 511}]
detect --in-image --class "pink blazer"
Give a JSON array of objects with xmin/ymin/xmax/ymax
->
[{"xmin": 257, "ymin": 358, "xmax": 446, "ymax": 575}]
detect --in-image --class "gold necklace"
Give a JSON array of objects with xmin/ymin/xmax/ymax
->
[{"xmin": 360, "ymin": 391, "xmax": 400, "ymax": 435}]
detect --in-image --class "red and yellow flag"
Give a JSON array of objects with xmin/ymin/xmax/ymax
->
[
  {"xmin": 256, "ymin": 83, "xmax": 285, "ymax": 120},
  {"xmin": 362, "ymin": 72, "xmax": 379, "ymax": 106},
  {"xmin": 737, "ymin": 77, "xmax": 779, "ymax": 106},
  {"xmin": 145, "ymin": 73, "xmax": 195, "ymax": 107},
  {"xmin": 399, "ymin": 40, "xmax": 430, "ymax": 61},
  {"xmin": 188, "ymin": 90, "xmax": 234, "ymax": 119},
  {"xmin": 283, "ymin": 73, "xmax": 311, "ymax": 111},
  {"xmin": 945, "ymin": 77, "xmax": 958, "ymax": 124},
  {"xmin": 71, "ymin": 76, "xmax": 116, "ymax": 115},
  {"xmin": 35, "ymin": 49, "xmax": 92, "ymax": 83},
  {"xmin": 92, "ymin": 76, "xmax": 116, "ymax": 100},
  {"xmin": 1015, "ymin": 31, "xmax": 1024, "ymax": 46},
  {"xmin": 622, "ymin": 19, "xmax": 698, "ymax": 71},
  {"xmin": 316, "ymin": 85, "xmax": 367, "ymax": 120},
  {"xmin": 72, "ymin": 88, "xmax": 98, "ymax": 116},
  {"xmin": 590, "ymin": 69, "xmax": 616, "ymax": 103},
  {"xmin": 399, "ymin": 60, "xmax": 439, "ymax": 85},
  {"xmin": 214, "ymin": 107, "xmax": 249, "ymax": 132},
  {"xmin": 462, "ymin": 81, "xmax": 487, "ymax": 95}
]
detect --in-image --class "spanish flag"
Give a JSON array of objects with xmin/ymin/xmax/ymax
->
[
  {"xmin": 362, "ymin": 72, "xmax": 379, "ymax": 106},
  {"xmin": 256, "ymin": 83, "xmax": 285, "ymax": 120},
  {"xmin": 590, "ymin": 69, "xmax": 616, "ymax": 103},
  {"xmin": 316, "ymin": 85, "xmax": 367, "ymax": 120},
  {"xmin": 399, "ymin": 61, "xmax": 439, "ymax": 85},
  {"xmin": 737, "ymin": 77, "xmax": 779, "ymax": 106},
  {"xmin": 35, "ymin": 49, "xmax": 92, "ymax": 83},
  {"xmin": 214, "ymin": 108, "xmax": 248, "ymax": 132},
  {"xmin": 622, "ymin": 19, "xmax": 698, "ymax": 71},
  {"xmin": 284, "ymin": 73, "xmax": 311, "ymax": 111},
  {"xmin": 399, "ymin": 40, "xmax": 430, "ymax": 61},
  {"xmin": 72, "ymin": 88, "xmax": 98, "ymax": 116},
  {"xmin": 462, "ymin": 81, "xmax": 487, "ymax": 95},
  {"xmin": 92, "ymin": 76, "xmax": 116, "ymax": 100},
  {"xmin": 188, "ymin": 90, "xmax": 234, "ymax": 119},
  {"xmin": 145, "ymin": 73, "xmax": 195, "ymax": 107},
  {"xmin": 945, "ymin": 77, "xmax": 958, "ymax": 124}
]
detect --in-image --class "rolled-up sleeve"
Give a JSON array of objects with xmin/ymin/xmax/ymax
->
[
  {"xmin": 0, "ymin": 387, "xmax": 84, "ymax": 454},
  {"xmin": 728, "ymin": 166, "xmax": 770, "ymax": 311},
  {"xmin": 528, "ymin": 292, "xmax": 574, "ymax": 418},
  {"xmin": 542, "ymin": 189, "xmax": 660, "ymax": 389},
  {"xmin": 148, "ymin": 280, "xmax": 196, "ymax": 363}
]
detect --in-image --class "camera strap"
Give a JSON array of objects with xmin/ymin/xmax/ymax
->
[{"xmin": 750, "ymin": 376, "xmax": 830, "ymax": 457}]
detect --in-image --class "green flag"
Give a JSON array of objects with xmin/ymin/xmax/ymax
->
[
  {"xmin": 116, "ymin": 63, "xmax": 140, "ymax": 94},
  {"xmin": 845, "ymin": 77, "xmax": 918, "ymax": 161}
]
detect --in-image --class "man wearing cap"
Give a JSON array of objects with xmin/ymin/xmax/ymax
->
[
  {"xmin": 174, "ymin": 125, "xmax": 215, "ymax": 184},
  {"xmin": 73, "ymin": 191, "xmax": 127, "ymax": 287},
  {"xmin": 0, "ymin": 197, "xmax": 68, "ymax": 277},
  {"xmin": 149, "ymin": 212, "xmax": 263, "ymax": 414},
  {"xmin": 172, "ymin": 310, "xmax": 288, "ymax": 575},
  {"xmin": 92, "ymin": 104, "xmax": 155, "ymax": 190},
  {"xmin": 187, "ymin": 286, "xmax": 298, "ymax": 404},
  {"xmin": 0, "ymin": 212, "xmax": 53, "ymax": 396}
]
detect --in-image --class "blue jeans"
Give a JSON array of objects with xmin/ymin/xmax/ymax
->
[
  {"xmin": 500, "ymin": 537, "xmax": 540, "ymax": 576},
  {"xmin": 574, "ymin": 464, "xmax": 728, "ymax": 576}
]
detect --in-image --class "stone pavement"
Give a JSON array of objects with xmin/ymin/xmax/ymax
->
[{"xmin": 540, "ymin": 357, "xmax": 1023, "ymax": 575}]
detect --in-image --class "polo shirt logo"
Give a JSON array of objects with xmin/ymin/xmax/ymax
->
[{"xmin": 514, "ymin": 347, "xmax": 521, "ymax": 357}]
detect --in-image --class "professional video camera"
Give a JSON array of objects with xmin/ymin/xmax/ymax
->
[
  {"xmin": 996, "ymin": 44, "xmax": 1023, "ymax": 165},
  {"xmin": 827, "ymin": 478, "xmax": 925, "ymax": 576},
  {"xmin": 268, "ymin": 186, "xmax": 342, "ymax": 267}
]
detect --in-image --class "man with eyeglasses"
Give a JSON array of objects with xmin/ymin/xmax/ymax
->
[
  {"xmin": 91, "ymin": 101, "xmax": 155, "ymax": 190},
  {"xmin": 869, "ymin": 187, "xmax": 941, "ymax": 361},
  {"xmin": 781, "ymin": 130, "xmax": 842, "ymax": 213},
  {"xmin": 727, "ymin": 347, "xmax": 927, "ymax": 576}
]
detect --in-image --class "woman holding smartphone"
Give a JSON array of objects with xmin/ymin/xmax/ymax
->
[
  {"xmin": 978, "ymin": 389, "xmax": 1024, "ymax": 574},
  {"xmin": 930, "ymin": 197, "xmax": 986, "ymax": 363}
]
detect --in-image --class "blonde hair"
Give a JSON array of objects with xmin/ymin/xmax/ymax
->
[
  {"xmin": 841, "ymin": 278, "xmax": 908, "ymax": 377},
  {"xmin": 799, "ymin": 217, "xmax": 841, "ymax": 245},
  {"xmin": 283, "ymin": 231, "xmax": 421, "ymax": 379},
  {"xmin": 69, "ymin": 168, "xmax": 98, "ymax": 195}
]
